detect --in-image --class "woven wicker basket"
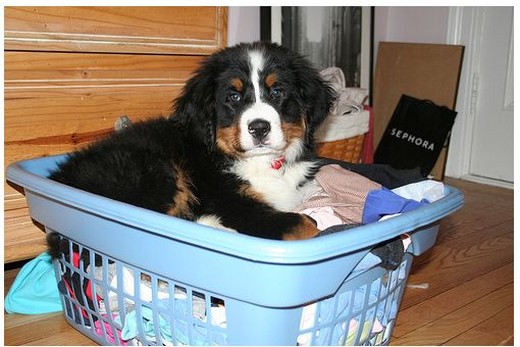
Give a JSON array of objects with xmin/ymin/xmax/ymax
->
[{"xmin": 316, "ymin": 134, "xmax": 365, "ymax": 163}]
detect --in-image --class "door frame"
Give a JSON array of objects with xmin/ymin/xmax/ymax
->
[{"xmin": 445, "ymin": 6, "xmax": 513, "ymax": 189}]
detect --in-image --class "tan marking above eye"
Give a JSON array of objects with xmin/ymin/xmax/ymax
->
[
  {"xmin": 231, "ymin": 78, "xmax": 244, "ymax": 92},
  {"xmin": 265, "ymin": 73, "xmax": 277, "ymax": 88}
]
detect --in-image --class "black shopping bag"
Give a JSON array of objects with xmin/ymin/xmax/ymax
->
[{"xmin": 374, "ymin": 94, "xmax": 457, "ymax": 176}]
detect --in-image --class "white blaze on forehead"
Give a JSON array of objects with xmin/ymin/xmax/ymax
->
[
  {"xmin": 239, "ymin": 49, "xmax": 285, "ymax": 155},
  {"xmin": 248, "ymin": 50, "xmax": 264, "ymax": 102}
]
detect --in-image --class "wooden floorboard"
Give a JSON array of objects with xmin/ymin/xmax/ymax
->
[
  {"xmin": 4, "ymin": 178, "xmax": 514, "ymax": 346},
  {"xmin": 390, "ymin": 177, "xmax": 514, "ymax": 345},
  {"xmin": 4, "ymin": 311, "xmax": 97, "ymax": 346},
  {"xmin": 446, "ymin": 302, "xmax": 514, "ymax": 346},
  {"xmin": 392, "ymin": 283, "xmax": 513, "ymax": 345},
  {"xmin": 393, "ymin": 263, "xmax": 513, "ymax": 337}
]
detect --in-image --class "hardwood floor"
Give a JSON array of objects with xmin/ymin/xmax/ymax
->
[
  {"xmin": 391, "ymin": 178, "xmax": 514, "ymax": 345},
  {"xmin": 4, "ymin": 178, "xmax": 514, "ymax": 345}
]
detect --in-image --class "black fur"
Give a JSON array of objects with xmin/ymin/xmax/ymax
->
[{"xmin": 48, "ymin": 42, "xmax": 335, "ymax": 256}]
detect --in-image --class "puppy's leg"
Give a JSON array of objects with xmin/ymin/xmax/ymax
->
[
  {"xmin": 281, "ymin": 214, "xmax": 320, "ymax": 240},
  {"xmin": 211, "ymin": 202, "xmax": 320, "ymax": 240},
  {"xmin": 196, "ymin": 214, "xmax": 237, "ymax": 233}
]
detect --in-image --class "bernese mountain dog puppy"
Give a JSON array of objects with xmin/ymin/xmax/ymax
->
[{"xmin": 49, "ymin": 41, "xmax": 335, "ymax": 242}]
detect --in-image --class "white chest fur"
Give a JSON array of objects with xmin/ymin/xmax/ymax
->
[{"xmin": 230, "ymin": 156, "xmax": 319, "ymax": 211}]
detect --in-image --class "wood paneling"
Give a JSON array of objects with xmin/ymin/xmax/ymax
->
[
  {"xmin": 4, "ymin": 7, "xmax": 227, "ymax": 55},
  {"xmin": 4, "ymin": 52, "xmax": 202, "ymax": 161},
  {"xmin": 4, "ymin": 7, "xmax": 227, "ymax": 263},
  {"xmin": 4, "ymin": 53, "xmax": 202, "ymax": 263}
]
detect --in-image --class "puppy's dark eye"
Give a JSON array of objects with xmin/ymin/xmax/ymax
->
[
  {"xmin": 228, "ymin": 92, "xmax": 241, "ymax": 103},
  {"xmin": 270, "ymin": 87, "xmax": 283, "ymax": 99}
]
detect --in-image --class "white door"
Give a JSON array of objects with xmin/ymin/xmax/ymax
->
[
  {"xmin": 446, "ymin": 7, "xmax": 514, "ymax": 188},
  {"xmin": 468, "ymin": 7, "xmax": 514, "ymax": 183}
]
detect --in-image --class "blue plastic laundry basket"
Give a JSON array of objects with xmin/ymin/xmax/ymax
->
[{"xmin": 6, "ymin": 154, "xmax": 463, "ymax": 346}]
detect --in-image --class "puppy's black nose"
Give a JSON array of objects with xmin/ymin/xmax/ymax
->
[{"xmin": 248, "ymin": 119, "xmax": 271, "ymax": 139}]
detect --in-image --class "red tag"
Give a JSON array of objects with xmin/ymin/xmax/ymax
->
[{"xmin": 271, "ymin": 157, "xmax": 285, "ymax": 170}]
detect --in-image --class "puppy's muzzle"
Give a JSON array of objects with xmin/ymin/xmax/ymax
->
[{"xmin": 248, "ymin": 119, "xmax": 271, "ymax": 141}]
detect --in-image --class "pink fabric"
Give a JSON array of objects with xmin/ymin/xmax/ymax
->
[
  {"xmin": 95, "ymin": 314, "xmax": 127, "ymax": 345},
  {"xmin": 298, "ymin": 206, "xmax": 343, "ymax": 230},
  {"xmin": 295, "ymin": 164, "xmax": 381, "ymax": 226}
]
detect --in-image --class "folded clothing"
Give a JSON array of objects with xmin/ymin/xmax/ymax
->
[
  {"xmin": 296, "ymin": 164, "xmax": 430, "ymax": 230},
  {"xmin": 392, "ymin": 179, "xmax": 445, "ymax": 203},
  {"xmin": 363, "ymin": 188, "xmax": 426, "ymax": 224},
  {"xmin": 299, "ymin": 164, "xmax": 439, "ymax": 272},
  {"xmin": 295, "ymin": 164, "xmax": 382, "ymax": 229},
  {"xmin": 316, "ymin": 67, "xmax": 370, "ymax": 141},
  {"xmin": 317, "ymin": 157, "xmax": 426, "ymax": 189}
]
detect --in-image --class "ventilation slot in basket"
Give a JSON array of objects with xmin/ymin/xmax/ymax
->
[{"xmin": 51, "ymin": 234, "xmax": 228, "ymax": 345}]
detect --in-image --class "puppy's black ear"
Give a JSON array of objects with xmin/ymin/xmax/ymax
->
[
  {"xmin": 293, "ymin": 57, "xmax": 336, "ymax": 144},
  {"xmin": 171, "ymin": 56, "xmax": 219, "ymax": 152}
]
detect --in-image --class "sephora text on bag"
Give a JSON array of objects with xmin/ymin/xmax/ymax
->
[{"xmin": 374, "ymin": 94, "xmax": 457, "ymax": 176}]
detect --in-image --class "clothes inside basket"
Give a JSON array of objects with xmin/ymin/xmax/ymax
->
[
  {"xmin": 297, "ymin": 257, "xmax": 410, "ymax": 346},
  {"xmin": 55, "ymin": 246, "xmax": 228, "ymax": 346},
  {"xmin": 296, "ymin": 163, "xmax": 444, "ymax": 231}
]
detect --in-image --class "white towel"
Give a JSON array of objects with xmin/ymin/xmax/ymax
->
[
  {"xmin": 315, "ymin": 110, "xmax": 370, "ymax": 142},
  {"xmin": 317, "ymin": 67, "xmax": 370, "ymax": 141}
]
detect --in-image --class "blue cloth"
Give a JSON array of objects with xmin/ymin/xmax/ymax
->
[
  {"xmin": 5, "ymin": 252, "xmax": 62, "ymax": 314},
  {"xmin": 118, "ymin": 298, "xmax": 227, "ymax": 345},
  {"xmin": 118, "ymin": 299, "xmax": 192, "ymax": 344},
  {"xmin": 362, "ymin": 187, "xmax": 428, "ymax": 224},
  {"xmin": 119, "ymin": 304, "xmax": 176, "ymax": 343}
]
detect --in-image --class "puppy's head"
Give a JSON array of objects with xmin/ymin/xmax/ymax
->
[{"xmin": 173, "ymin": 42, "xmax": 335, "ymax": 161}]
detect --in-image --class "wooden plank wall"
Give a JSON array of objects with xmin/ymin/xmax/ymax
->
[{"xmin": 4, "ymin": 6, "xmax": 227, "ymax": 263}]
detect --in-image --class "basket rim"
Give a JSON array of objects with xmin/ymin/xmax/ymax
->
[{"xmin": 7, "ymin": 154, "xmax": 464, "ymax": 265}]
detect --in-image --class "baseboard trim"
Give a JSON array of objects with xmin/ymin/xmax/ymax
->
[{"xmin": 459, "ymin": 174, "xmax": 513, "ymax": 189}]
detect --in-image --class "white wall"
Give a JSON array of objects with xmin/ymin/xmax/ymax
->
[
  {"xmin": 375, "ymin": 7, "xmax": 449, "ymax": 43},
  {"xmin": 373, "ymin": 7, "xmax": 449, "ymax": 60},
  {"xmin": 227, "ymin": 7, "xmax": 260, "ymax": 46},
  {"xmin": 227, "ymin": 7, "xmax": 450, "ymax": 54}
]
